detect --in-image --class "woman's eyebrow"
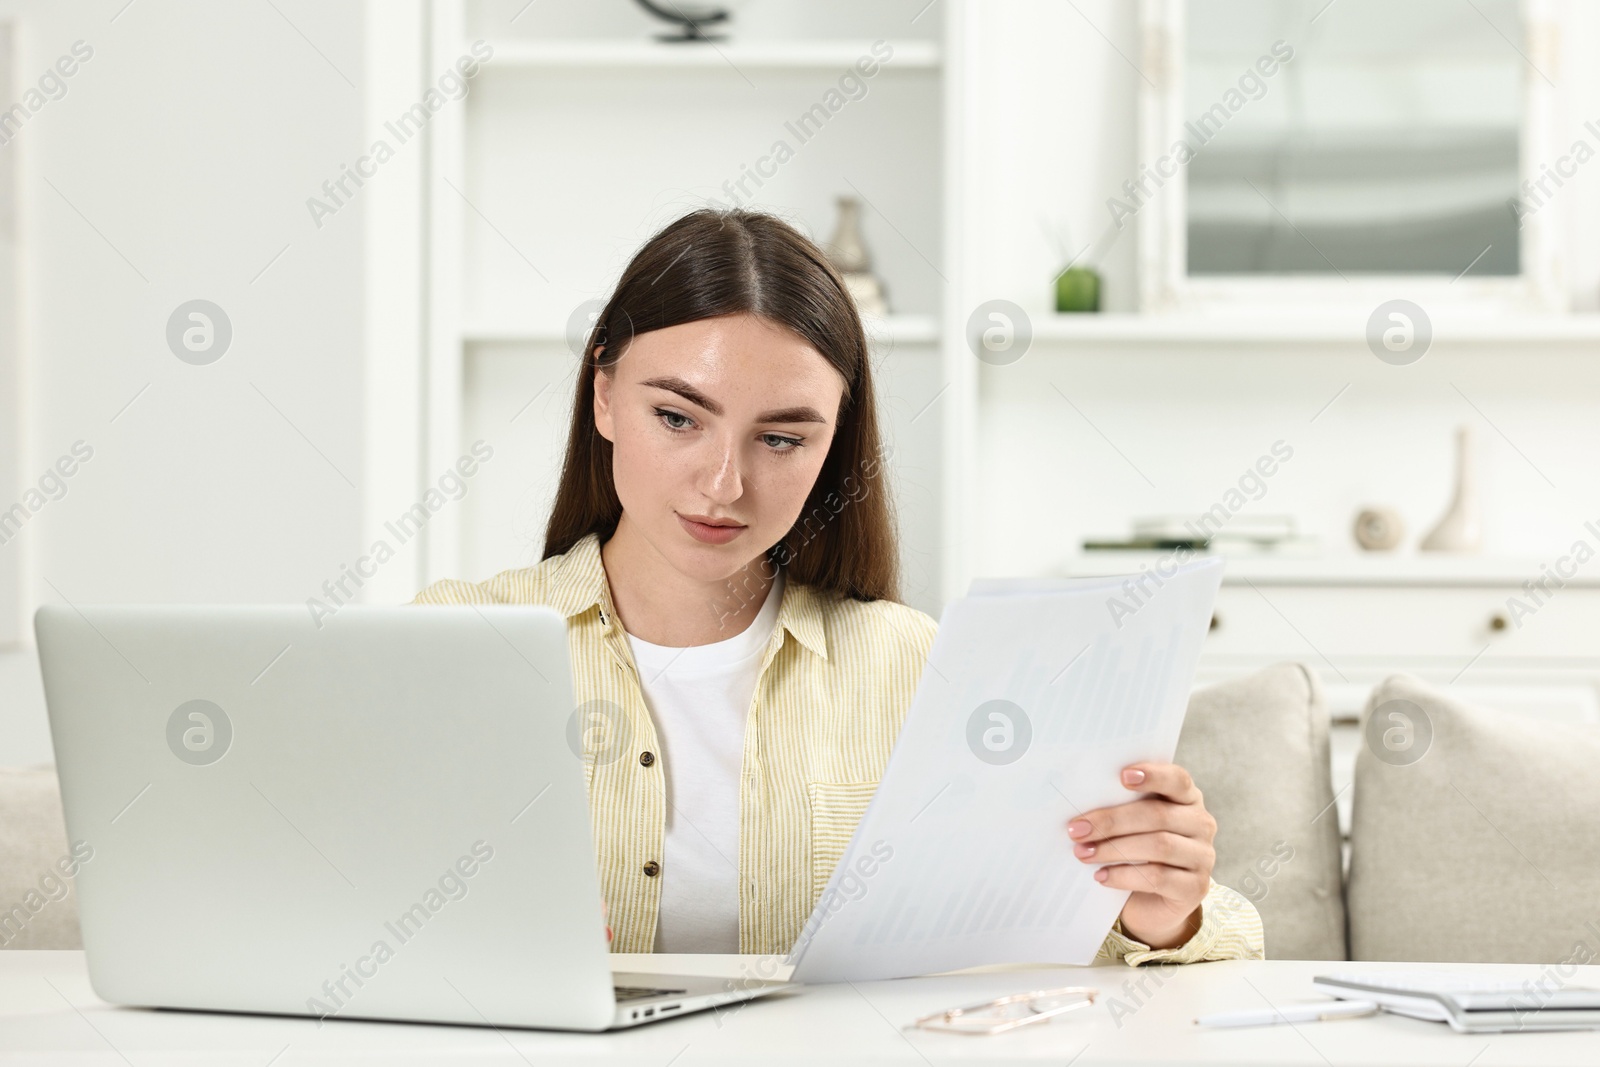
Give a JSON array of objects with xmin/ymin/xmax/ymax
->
[
  {"xmin": 641, "ymin": 375, "xmax": 827, "ymax": 424},
  {"xmin": 757, "ymin": 405, "xmax": 828, "ymax": 424}
]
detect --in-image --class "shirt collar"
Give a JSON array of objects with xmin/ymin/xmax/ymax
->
[{"xmin": 547, "ymin": 531, "xmax": 828, "ymax": 661}]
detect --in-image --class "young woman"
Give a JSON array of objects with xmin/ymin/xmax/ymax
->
[{"xmin": 413, "ymin": 208, "xmax": 1263, "ymax": 964}]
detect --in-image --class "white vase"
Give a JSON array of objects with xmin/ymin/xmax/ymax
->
[
  {"xmin": 825, "ymin": 195, "xmax": 871, "ymax": 273},
  {"xmin": 1420, "ymin": 425, "xmax": 1482, "ymax": 553},
  {"xmin": 824, "ymin": 196, "xmax": 889, "ymax": 315}
]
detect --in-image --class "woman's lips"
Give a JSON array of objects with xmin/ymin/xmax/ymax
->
[{"xmin": 677, "ymin": 513, "xmax": 746, "ymax": 545}]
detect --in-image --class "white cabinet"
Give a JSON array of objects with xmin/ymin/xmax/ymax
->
[{"xmin": 1206, "ymin": 584, "xmax": 1600, "ymax": 663}]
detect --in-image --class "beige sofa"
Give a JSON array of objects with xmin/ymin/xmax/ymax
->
[
  {"xmin": 1176, "ymin": 664, "xmax": 1600, "ymax": 962},
  {"xmin": 0, "ymin": 765, "xmax": 83, "ymax": 949},
  {"xmin": 6, "ymin": 665, "xmax": 1597, "ymax": 960}
]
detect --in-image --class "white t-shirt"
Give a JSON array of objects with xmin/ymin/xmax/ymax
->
[{"xmin": 623, "ymin": 570, "xmax": 784, "ymax": 953}]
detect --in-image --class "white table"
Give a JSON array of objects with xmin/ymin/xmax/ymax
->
[{"xmin": 3, "ymin": 951, "xmax": 1597, "ymax": 1065}]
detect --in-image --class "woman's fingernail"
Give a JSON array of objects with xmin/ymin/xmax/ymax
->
[
  {"xmin": 1094, "ymin": 867, "xmax": 1109, "ymax": 882},
  {"xmin": 1123, "ymin": 768, "xmax": 1146, "ymax": 785},
  {"xmin": 1075, "ymin": 843, "xmax": 1096, "ymax": 859},
  {"xmin": 1068, "ymin": 820, "xmax": 1090, "ymax": 838}
]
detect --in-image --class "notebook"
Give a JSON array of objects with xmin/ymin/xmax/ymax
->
[{"xmin": 1314, "ymin": 971, "xmax": 1600, "ymax": 1033}]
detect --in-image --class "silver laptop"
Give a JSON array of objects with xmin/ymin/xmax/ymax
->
[{"xmin": 35, "ymin": 603, "xmax": 792, "ymax": 1031}]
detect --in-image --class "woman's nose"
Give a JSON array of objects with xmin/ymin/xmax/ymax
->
[{"xmin": 700, "ymin": 441, "xmax": 743, "ymax": 502}]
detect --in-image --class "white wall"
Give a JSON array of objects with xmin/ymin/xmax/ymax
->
[{"xmin": 0, "ymin": 0, "xmax": 371, "ymax": 764}]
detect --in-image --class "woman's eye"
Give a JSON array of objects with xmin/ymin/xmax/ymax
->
[{"xmin": 653, "ymin": 409, "xmax": 797, "ymax": 451}]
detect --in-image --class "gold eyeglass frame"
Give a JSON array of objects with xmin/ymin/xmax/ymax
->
[{"xmin": 912, "ymin": 986, "xmax": 1100, "ymax": 1035}]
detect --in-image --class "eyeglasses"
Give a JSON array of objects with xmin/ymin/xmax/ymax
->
[{"xmin": 912, "ymin": 986, "xmax": 1099, "ymax": 1035}]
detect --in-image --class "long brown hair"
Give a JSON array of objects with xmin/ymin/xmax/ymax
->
[{"xmin": 542, "ymin": 207, "xmax": 900, "ymax": 603}]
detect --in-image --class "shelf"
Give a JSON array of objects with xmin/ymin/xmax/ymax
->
[
  {"xmin": 1028, "ymin": 313, "xmax": 1600, "ymax": 345},
  {"xmin": 460, "ymin": 313, "xmax": 939, "ymax": 348},
  {"xmin": 1058, "ymin": 551, "xmax": 1600, "ymax": 588},
  {"xmin": 862, "ymin": 314, "xmax": 938, "ymax": 346},
  {"xmin": 481, "ymin": 39, "xmax": 940, "ymax": 70}
]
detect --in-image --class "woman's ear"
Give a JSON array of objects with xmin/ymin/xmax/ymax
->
[{"xmin": 592, "ymin": 346, "xmax": 616, "ymax": 442}]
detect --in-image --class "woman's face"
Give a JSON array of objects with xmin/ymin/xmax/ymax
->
[{"xmin": 593, "ymin": 313, "xmax": 847, "ymax": 582}]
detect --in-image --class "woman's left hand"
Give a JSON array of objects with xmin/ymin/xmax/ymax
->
[{"xmin": 1067, "ymin": 761, "xmax": 1216, "ymax": 951}]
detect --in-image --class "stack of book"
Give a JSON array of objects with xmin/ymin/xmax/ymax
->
[{"xmin": 1084, "ymin": 514, "xmax": 1317, "ymax": 556}]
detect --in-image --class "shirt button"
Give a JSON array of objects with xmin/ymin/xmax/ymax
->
[
  {"xmin": 639, "ymin": 750, "xmax": 655, "ymax": 767},
  {"xmin": 643, "ymin": 860, "xmax": 661, "ymax": 877}
]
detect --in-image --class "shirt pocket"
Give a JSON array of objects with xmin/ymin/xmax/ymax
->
[{"xmin": 806, "ymin": 780, "xmax": 880, "ymax": 898}]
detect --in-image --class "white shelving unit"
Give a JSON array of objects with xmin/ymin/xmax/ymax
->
[
  {"xmin": 388, "ymin": 0, "xmax": 1600, "ymax": 619},
  {"xmin": 1030, "ymin": 313, "xmax": 1600, "ymax": 345},
  {"xmin": 413, "ymin": 0, "xmax": 952, "ymax": 614}
]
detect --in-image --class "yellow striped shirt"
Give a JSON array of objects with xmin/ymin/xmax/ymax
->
[{"xmin": 412, "ymin": 531, "xmax": 1263, "ymax": 964}]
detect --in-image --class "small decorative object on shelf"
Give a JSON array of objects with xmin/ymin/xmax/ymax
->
[
  {"xmin": 1040, "ymin": 214, "xmax": 1112, "ymax": 313},
  {"xmin": 1421, "ymin": 424, "xmax": 1482, "ymax": 553},
  {"xmin": 1054, "ymin": 266, "xmax": 1100, "ymax": 313},
  {"xmin": 1353, "ymin": 507, "xmax": 1405, "ymax": 551},
  {"xmin": 824, "ymin": 195, "xmax": 889, "ymax": 316},
  {"xmin": 632, "ymin": 0, "xmax": 733, "ymax": 42}
]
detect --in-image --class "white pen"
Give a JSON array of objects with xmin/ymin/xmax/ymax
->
[{"xmin": 1195, "ymin": 999, "xmax": 1380, "ymax": 1028}]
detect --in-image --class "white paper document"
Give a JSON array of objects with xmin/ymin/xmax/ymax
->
[{"xmin": 787, "ymin": 557, "xmax": 1225, "ymax": 983}]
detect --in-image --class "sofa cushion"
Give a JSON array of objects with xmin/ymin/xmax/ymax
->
[
  {"xmin": 1347, "ymin": 674, "xmax": 1600, "ymax": 963},
  {"xmin": 0, "ymin": 765, "xmax": 84, "ymax": 949},
  {"xmin": 1175, "ymin": 662, "xmax": 1347, "ymax": 960}
]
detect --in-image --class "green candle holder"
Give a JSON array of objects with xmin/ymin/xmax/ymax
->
[{"xmin": 1054, "ymin": 266, "xmax": 1101, "ymax": 313}]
